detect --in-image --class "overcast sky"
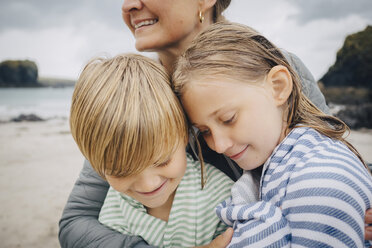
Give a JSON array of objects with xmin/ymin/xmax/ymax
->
[{"xmin": 0, "ymin": 0, "xmax": 371, "ymax": 80}]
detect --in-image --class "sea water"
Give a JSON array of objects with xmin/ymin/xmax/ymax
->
[{"xmin": 0, "ymin": 87, "xmax": 74, "ymax": 122}]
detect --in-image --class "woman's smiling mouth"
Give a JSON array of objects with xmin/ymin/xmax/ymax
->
[{"xmin": 133, "ymin": 19, "xmax": 158, "ymax": 29}]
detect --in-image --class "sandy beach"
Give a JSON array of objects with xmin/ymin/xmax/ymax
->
[
  {"xmin": 0, "ymin": 120, "xmax": 371, "ymax": 248},
  {"xmin": 0, "ymin": 120, "xmax": 84, "ymax": 248}
]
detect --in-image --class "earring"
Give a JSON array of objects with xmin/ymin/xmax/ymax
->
[{"xmin": 199, "ymin": 11, "xmax": 204, "ymax": 23}]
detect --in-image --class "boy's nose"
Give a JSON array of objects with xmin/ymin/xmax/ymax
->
[{"xmin": 136, "ymin": 173, "xmax": 163, "ymax": 193}]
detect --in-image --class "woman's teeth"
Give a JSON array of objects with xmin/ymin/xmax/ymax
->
[{"xmin": 135, "ymin": 19, "xmax": 158, "ymax": 29}]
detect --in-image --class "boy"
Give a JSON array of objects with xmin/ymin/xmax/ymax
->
[{"xmin": 69, "ymin": 54, "xmax": 233, "ymax": 247}]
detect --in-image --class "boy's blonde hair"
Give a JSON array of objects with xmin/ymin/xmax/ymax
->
[
  {"xmin": 173, "ymin": 21, "xmax": 367, "ymax": 169},
  {"xmin": 70, "ymin": 54, "xmax": 188, "ymax": 178}
]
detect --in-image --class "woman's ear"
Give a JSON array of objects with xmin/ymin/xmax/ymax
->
[
  {"xmin": 266, "ymin": 65, "xmax": 293, "ymax": 106},
  {"xmin": 199, "ymin": 0, "xmax": 217, "ymax": 14}
]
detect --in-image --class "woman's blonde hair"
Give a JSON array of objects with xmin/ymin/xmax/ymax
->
[
  {"xmin": 173, "ymin": 21, "xmax": 367, "ymax": 169},
  {"xmin": 70, "ymin": 54, "xmax": 188, "ymax": 179},
  {"xmin": 213, "ymin": 0, "xmax": 231, "ymax": 22}
]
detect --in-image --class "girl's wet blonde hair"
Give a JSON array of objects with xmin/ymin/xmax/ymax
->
[
  {"xmin": 173, "ymin": 21, "xmax": 367, "ymax": 169},
  {"xmin": 70, "ymin": 54, "xmax": 188, "ymax": 179}
]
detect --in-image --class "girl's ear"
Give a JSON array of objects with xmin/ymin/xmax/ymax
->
[{"xmin": 266, "ymin": 65, "xmax": 293, "ymax": 106}]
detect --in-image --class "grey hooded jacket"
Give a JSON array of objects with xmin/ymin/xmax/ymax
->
[{"xmin": 58, "ymin": 50, "xmax": 329, "ymax": 248}]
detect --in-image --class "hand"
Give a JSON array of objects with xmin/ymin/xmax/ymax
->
[
  {"xmin": 194, "ymin": 228, "xmax": 233, "ymax": 248},
  {"xmin": 365, "ymin": 209, "xmax": 372, "ymax": 240}
]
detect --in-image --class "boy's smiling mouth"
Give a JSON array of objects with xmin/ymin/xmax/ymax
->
[{"xmin": 137, "ymin": 179, "xmax": 168, "ymax": 196}]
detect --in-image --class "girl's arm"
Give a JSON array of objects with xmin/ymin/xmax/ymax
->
[
  {"xmin": 283, "ymin": 51, "xmax": 372, "ymax": 240},
  {"xmin": 58, "ymin": 160, "xmax": 154, "ymax": 248},
  {"xmin": 216, "ymin": 198, "xmax": 291, "ymax": 247},
  {"xmin": 216, "ymin": 158, "xmax": 372, "ymax": 247}
]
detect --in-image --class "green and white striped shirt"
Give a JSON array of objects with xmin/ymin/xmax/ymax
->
[{"xmin": 99, "ymin": 154, "xmax": 233, "ymax": 247}]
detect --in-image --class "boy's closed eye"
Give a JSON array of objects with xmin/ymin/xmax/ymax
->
[{"xmin": 154, "ymin": 158, "xmax": 171, "ymax": 167}]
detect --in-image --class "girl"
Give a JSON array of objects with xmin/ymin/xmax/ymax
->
[
  {"xmin": 173, "ymin": 21, "xmax": 372, "ymax": 247},
  {"xmin": 69, "ymin": 54, "xmax": 233, "ymax": 247}
]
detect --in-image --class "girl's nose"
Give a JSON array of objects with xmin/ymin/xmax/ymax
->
[
  {"xmin": 207, "ymin": 131, "xmax": 233, "ymax": 154},
  {"xmin": 122, "ymin": 0, "xmax": 143, "ymax": 13}
]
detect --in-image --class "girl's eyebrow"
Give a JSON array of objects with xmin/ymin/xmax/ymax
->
[
  {"xmin": 210, "ymin": 107, "xmax": 223, "ymax": 117},
  {"xmin": 190, "ymin": 106, "xmax": 229, "ymax": 127},
  {"xmin": 209, "ymin": 105, "xmax": 234, "ymax": 119}
]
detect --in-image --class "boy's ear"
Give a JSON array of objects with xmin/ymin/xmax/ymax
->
[{"xmin": 266, "ymin": 65, "xmax": 293, "ymax": 106}]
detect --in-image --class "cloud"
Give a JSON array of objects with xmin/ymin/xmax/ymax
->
[
  {"xmin": 0, "ymin": 24, "xmax": 136, "ymax": 79},
  {"xmin": 270, "ymin": 15, "xmax": 369, "ymax": 79},
  {"xmin": 0, "ymin": 0, "xmax": 371, "ymax": 80},
  {"xmin": 0, "ymin": 0, "xmax": 136, "ymax": 79},
  {"xmin": 0, "ymin": 0, "xmax": 124, "ymax": 32},
  {"xmin": 288, "ymin": 0, "xmax": 372, "ymax": 24},
  {"xmin": 224, "ymin": 1, "xmax": 371, "ymax": 80}
]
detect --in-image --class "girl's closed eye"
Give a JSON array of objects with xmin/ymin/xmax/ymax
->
[{"xmin": 222, "ymin": 113, "xmax": 236, "ymax": 125}]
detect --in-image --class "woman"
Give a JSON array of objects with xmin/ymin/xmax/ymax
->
[{"xmin": 58, "ymin": 1, "xmax": 372, "ymax": 247}]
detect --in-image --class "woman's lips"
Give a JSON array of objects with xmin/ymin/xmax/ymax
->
[
  {"xmin": 137, "ymin": 180, "xmax": 167, "ymax": 196},
  {"xmin": 133, "ymin": 19, "xmax": 158, "ymax": 29},
  {"xmin": 229, "ymin": 145, "xmax": 249, "ymax": 160}
]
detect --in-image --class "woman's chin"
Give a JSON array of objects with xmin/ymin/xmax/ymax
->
[
  {"xmin": 135, "ymin": 40, "xmax": 158, "ymax": 53},
  {"xmin": 135, "ymin": 43, "xmax": 146, "ymax": 52}
]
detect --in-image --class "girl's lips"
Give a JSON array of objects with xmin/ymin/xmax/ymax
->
[
  {"xmin": 229, "ymin": 145, "xmax": 249, "ymax": 160},
  {"xmin": 137, "ymin": 180, "xmax": 167, "ymax": 196}
]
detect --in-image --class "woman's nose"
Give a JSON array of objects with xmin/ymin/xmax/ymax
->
[{"xmin": 122, "ymin": 0, "xmax": 143, "ymax": 13}]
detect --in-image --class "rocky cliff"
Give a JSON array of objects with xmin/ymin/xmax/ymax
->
[
  {"xmin": 0, "ymin": 60, "xmax": 40, "ymax": 87},
  {"xmin": 320, "ymin": 25, "xmax": 372, "ymax": 89}
]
